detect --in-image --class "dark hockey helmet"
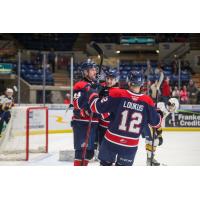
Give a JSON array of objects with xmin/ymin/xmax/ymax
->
[
  {"xmin": 105, "ymin": 68, "xmax": 119, "ymax": 81},
  {"xmin": 80, "ymin": 59, "xmax": 97, "ymax": 72},
  {"xmin": 127, "ymin": 70, "xmax": 144, "ymax": 86}
]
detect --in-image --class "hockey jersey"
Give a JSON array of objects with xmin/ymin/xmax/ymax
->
[
  {"xmin": 72, "ymin": 79, "xmax": 99, "ymax": 123},
  {"xmin": 89, "ymin": 88, "xmax": 162, "ymax": 148},
  {"xmin": 99, "ymin": 87, "xmax": 118, "ymax": 129}
]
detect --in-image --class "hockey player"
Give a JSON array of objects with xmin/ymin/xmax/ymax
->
[
  {"xmin": 98, "ymin": 68, "xmax": 119, "ymax": 146},
  {"xmin": 144, "ymin": 125, "xmax": 163, "ymax": 166},
  {"xmin": 145, "ymin": 97, "xmax": 179, "ymax": 166},
  {"xmin": 0, "ymin": 98, "xmax": 12, "ymax": 137},
  {"xmin": 88, "ymin": 71, "xmax": 163, "ymax": 166},
  {"xmin": 72, "ymin": 59, "xmax": 99, "ymax": 166},
  {"xmin": 1, "ymin": 88, "xmax": 14, "ymax": 107},
  {"xmin": 140, "ymin": 69, "xmax": 165, "ymax": 166}
]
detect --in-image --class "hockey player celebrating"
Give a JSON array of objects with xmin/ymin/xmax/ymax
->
[
  {"xmin": 98, "ymin": 68, "xmax": 119, "ymax": 146},
  {"xmin": 88, "ymin": 71, "xmax": 162, "ymax": 166},
  {"xmin": 72, "ymin": 59, "xmax": 100, "ymax": 166}
]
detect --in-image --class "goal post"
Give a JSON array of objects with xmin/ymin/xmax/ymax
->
[{"xmin": 0, "ymin": 106, "xmax": 49, "ymax": 161}]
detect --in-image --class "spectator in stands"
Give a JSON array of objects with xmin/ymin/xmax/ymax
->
[
  {"xmin": 161, "ymin": 77, "xmax": 171, "ymax": 105},
  {"xmin": 64, "ymin": 93, "xmax": 70, "ymax": 105},
  {"xmin": 180, "ymin": 85, "xmax": 189, "ymax": 104},
  {"xmin": 196, "ymin": 89, "xmax": 200, "ymax": 104},
  {"xmin": 172, "ymin": 86, "xmax": 180, "ymax": 99},
  {"xmin": 187, "ymin": 79, "xmax": 198, "ymax": 104},
  {"xmin": 150, "ymin": 80, "xmax": 161, "ymax": 102},
  {"xmin": 36, "ymin": 51, "xmax": 43, "ymax": 65},
  {"xmin": 144, "ymin": 60, "xmax": 154, "ymax": 79},
  {"xmin": 182, "ymin": 60, "xmax": 195, "ymax": 75},
  {"xmin": 48, "ymin": 49, "xmax": 56, "ymax": 73},
  {"xmin": 154, "ymin": 63, "xmax": 163, "ymax": 75},
  {"xmin": 172, "ymin": 60, "xmax": 178, "ymax": 75}
]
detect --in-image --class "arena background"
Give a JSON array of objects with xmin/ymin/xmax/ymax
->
[
  {"xmin": 1, "ymin": 33, "xmax": 200, "ymax": 132},
  {"xmin": 1, "ymin": 1, "xmax": 200, "ymax": 200}
]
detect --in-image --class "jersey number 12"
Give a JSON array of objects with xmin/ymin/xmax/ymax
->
[{"xmin": 118, "ymin": 110, "xmax": 142, "ymax": 134}]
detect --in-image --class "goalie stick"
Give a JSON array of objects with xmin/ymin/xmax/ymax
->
[{"xmin": 81, "ymin": 42, "xmax": 104, "ymax": 165}]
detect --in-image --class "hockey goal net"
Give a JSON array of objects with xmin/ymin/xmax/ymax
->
[{"xmin": 0, "ymin": 106, "xmax": 48, "ymax": 161}]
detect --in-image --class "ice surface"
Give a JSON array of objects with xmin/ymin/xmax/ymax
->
[{"xmin": 0, "ymin": 131, "xmax": 200, "ymax": 166}]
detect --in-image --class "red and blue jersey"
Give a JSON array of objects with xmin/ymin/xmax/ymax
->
[
  {"xmin": 98, "ymin": 86, "xmax": 118, "ymax": 129},
  {"xmin": 89, "ymin": 88, "xmax": 162, "ymax": 148},
  {"xmin": 73, "ymin": 79, "xmax": 99, "ymax": 123}
]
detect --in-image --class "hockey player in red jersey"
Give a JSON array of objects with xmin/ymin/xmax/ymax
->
[
  {"xmin": 72, "ymin": 59, "xmax": 99, "ymax": 166},
  {"xmin": 98, "ymin": 68, "xmax": 119, "ymax": 146},
  {"xmin": 88, "ymin": 71, "xmax": 163, "ymax": 166}
]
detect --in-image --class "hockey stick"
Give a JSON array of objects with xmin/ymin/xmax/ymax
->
[
  {"xmin": 150, "ymin": 70, "xmax": 164, "ymax": 166},
  {"xmin": 150, "ymin": 89, "xmax": 159, "ymax": 166},
  {"xmin": 81, "ymin": 42, "xmax": 104, "ymax": 165}
]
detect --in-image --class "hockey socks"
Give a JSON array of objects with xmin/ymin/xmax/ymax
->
[{"xmin": 74, "ymin": 159, "xmax": 89, "ymax": 166}]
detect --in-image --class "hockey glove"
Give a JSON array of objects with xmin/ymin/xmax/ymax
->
[{"xmin": 99, "ymin": 87, "xmax": 109, "ymax": 98}]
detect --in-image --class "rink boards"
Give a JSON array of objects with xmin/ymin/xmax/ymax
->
[
  {"xmin": 8, "ymin": 105, "xmax": 200, "ymax": 136},
  {"xmin": 48, "ymin": 109, "xmax": 200, "ymax": 134}
]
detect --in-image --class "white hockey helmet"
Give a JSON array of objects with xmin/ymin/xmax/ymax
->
[
  {"xmin": 6, "ymin": 88, "xmax": 14, "ymax": 93},
  {"xmin": 167, "ymin": 98, "xmax": 179, "ymax": 113}
]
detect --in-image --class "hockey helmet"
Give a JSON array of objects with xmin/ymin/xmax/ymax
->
[
  {"xmin": 80, "ymin": 59, "xmax": 97, "ymax": 72},
  {"xmin": 127, "ymin": 71, "xmax": 144, "ymax": 87},
  {"xmin": 105, "ymin": 68, "xmax": 119, "ymax": 81}
]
